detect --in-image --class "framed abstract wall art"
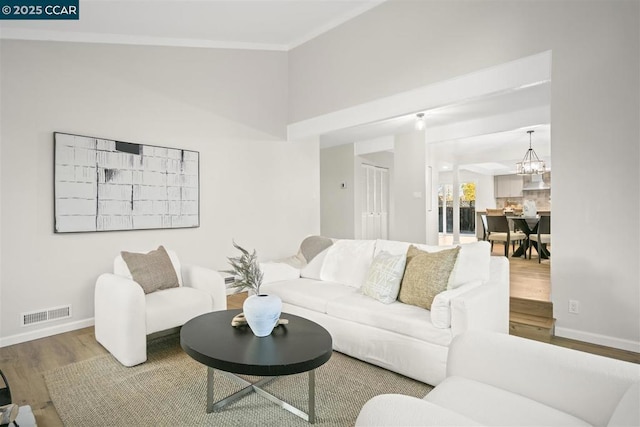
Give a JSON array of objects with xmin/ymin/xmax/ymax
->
[{"xmin": 54, "ymin": 132, "xmax": 199, "ymax": 233}]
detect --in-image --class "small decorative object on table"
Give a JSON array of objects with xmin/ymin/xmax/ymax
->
[
  {"xmin": 231, "ymin": 312, "xmax": 289, "ymax": 327},
  {"xmin": 523, "ymin": 200, "xmax": 537, "ymax": 218},
  {"xmin": 225, "ymin": 241, "xmax": 283, "ymax": 337}
]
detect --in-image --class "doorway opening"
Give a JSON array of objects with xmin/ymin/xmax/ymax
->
[{"xmin": 438, "ymin": 182, "xmax": 476, "ymax": 236}]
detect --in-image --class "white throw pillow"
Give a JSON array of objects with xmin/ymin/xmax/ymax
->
[
  {"xmin": 300, "ymin": 246, "xmax": 330, "ymax": 280},
  {"xmin": 320, "ymin": 239, "xmax": 376, "ymax": 288},
  {"xmin": 431, "ymin": 280, "xmax": 483, "ymax": 328},
  {"xmin": 361, "ymin": 251, "xmax": 407, "ymax": 304}
]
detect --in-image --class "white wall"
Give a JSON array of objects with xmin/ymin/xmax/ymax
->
[
  {"xmin": 392, "ymin": 132, "xmax": 426, "ymax": 244},
  {"xmin": 471, "ymin": 173, "xmax": 496, "ymax": 213},
  {"xmin": 0, "ymin": 40, "xmax": 320, "ymax": 345},
  {"xmin": 319, "ymin": 144, "xmax": 354, "ymax": 238},
  {"xmin": 290, "ymin": 1, "xmax": 640, "ymax": 350}
]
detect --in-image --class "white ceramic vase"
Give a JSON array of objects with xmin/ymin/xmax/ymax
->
[{"xmin": 243, "ymin": 294, "xmax": 282, "ymax": 337}]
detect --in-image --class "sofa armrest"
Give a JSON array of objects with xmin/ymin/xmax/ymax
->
[
  {"xmin": 450, "ymin": 256, "xmax": 509, "ymax": 336},
  {"xmin": 260, "ymin": 261, "xmax": 301, "ymax": 285},
  {"xmin": 181, "ymin": 265, "xmax": 227, "ymax": 311},
  {"xmin": 447, "ymin": 331, "xmax": 640, "ymax": 427},
  {"xmin": 355, "ymin": 394, "xmax": 481, "ymax": 426},
  {"xmin": 94, "ymin": 273, "xmax": 147, "ymax": 366}
]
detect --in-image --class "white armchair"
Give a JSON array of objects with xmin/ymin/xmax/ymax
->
[{"xmin": 95, "ymin": 248, "xmax": 227, "ymax": 367}]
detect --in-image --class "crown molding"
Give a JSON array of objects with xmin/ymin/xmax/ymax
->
[{"xmin": 0, "ymin": 28, "xmax": 290, "ymax": 51}]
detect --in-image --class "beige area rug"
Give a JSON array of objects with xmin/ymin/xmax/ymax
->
[{"xmin": 44, "ymin": 335, "xmax": 432, "ymax": 426}]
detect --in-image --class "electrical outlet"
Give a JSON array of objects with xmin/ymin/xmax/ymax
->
[{"xmin": 568, "ymin": 300, "xmax": 580, "ymax": 314}]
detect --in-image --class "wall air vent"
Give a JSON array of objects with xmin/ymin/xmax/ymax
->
[{"xmin": 21, "ymin": 305, "xmax": 72, "ymax": 326}]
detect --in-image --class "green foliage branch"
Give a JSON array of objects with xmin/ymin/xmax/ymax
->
[{"xmin": 223, "ymin": 241, "xmax": 264, "ymax": 295}]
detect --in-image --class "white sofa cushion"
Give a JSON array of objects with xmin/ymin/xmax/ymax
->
[
  {"xmin": 260, "ymin": 262, "xmax": 300, "ymax": 285},
  {"xmin": 356, "ymin": 394, "xmax": 482, "ymax": 426},
  {"xmin": 300, "ymin": 246, "xmax": 330, "ymax": 280},
  {"xmin": 145, "ymin": 286, "xmax": 211, "ymax": 334},
  {"xmin": 320, "ymin": 239, "xmax": 376, "ymax": 288},
  {"xmin": 444, "ymin": 241, "xmax": 490, "ymax": 289},
  {"xmin": 425, "ymin": 376, "xmax": 591, "ymax": 426},
  {"xmin": 431, "ymin": 280, "xmax": 483, "ymax": 329},
  {"xmin": 361, "ymin": 251, "xmax": 406, "ymax": 304},
  {"xmin": 608, "ymin": 382, "xmax": 640, "ymax": 427},
  {"xmin": 374, "ymin": 239, "xmax": 412, "ymax": 257},
  {"xmin": 326, "ymin": 292, "xmax": 453, "ymax": 346},
  {"xmin": 261, "ymin": 278, "xmax": 357, "ymax": 314}
]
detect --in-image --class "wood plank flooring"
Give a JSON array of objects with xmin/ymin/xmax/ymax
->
[
  {"xmin": 1, "ymin": 267, "xmax": 637, "ymax": 426},
  {"xmin": 493, "ymin": 242, "xmax": 552, "ymax": 302}
]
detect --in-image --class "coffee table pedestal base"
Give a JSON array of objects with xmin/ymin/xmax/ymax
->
[{"xmin": 207, "ymin": 367, "xmax": 317, "ymax": 424}]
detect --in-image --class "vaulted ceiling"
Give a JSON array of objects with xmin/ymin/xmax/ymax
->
[
  {"xmin": 1, "ymin": 0, "xmax": 551, "ymax": 175},
  {"xmin": 0, "ymin": 0, "xmax": 384, "ymax": 50}
]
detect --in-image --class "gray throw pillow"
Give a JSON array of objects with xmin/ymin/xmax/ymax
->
[
  {"xmin": 300, "ymin": 235, "xmax": 333, "ymax": 263},
  {"xmin": 120, "ymin": 246, "xmax": 180, "ymax": 294}
]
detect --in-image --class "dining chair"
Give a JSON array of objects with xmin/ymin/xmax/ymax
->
[
  {"xmin": 486, "ymin": 215, "xmax": 526, "ymax": 257},
  {"xmin": 480, "ymin": 214, "xmax": 489, "ymax": 241},
  {"xmin": 529, "ymin": 215, "xmax": 551, "ymax": 263}
]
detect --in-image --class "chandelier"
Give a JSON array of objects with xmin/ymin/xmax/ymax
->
[{"xmin": 516, "ymin": 130, "xmax": 545, "ymax": 175}]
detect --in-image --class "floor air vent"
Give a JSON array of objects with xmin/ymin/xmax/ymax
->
[{"xmin": 21, "ymin": 305, "xmax": 72, "ymax": 326}]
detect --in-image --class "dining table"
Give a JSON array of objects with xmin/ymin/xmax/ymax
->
[{"xmin": 508, "ymin": 216, "xmax": 550, "ymax": 259}]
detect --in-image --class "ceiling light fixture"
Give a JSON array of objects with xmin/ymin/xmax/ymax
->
[
  {"xmin": 415, "ymin": 113, "xmax": 425, "ymax": 131},
  {"xmin": 516, "ymin": 130, "xmax": 545, "ymax": 175}
]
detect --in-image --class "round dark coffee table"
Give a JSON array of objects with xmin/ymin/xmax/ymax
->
[{"xmin": 181, "ymin": 309, "xmax": 332, "ymax": 423}]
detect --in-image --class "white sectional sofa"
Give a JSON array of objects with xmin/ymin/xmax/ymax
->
[
  {"xmin": 356, "ymin": 331, "xmax": 640, "ymax": 427},
  {"xmin": 260, "ymin": 238, "xmax": 509, "ymax": 386}
]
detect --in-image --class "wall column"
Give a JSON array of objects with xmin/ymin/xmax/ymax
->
[{"xmin": 452, "ymin": 164, "xmax": 460, "ymax": 244}]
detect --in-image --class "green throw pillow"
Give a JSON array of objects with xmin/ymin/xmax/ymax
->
[
  {"xmin": 120, "ymin": 246, "xmax": 180, "ymax": 294},
  {"xmin": 398, "ymin": 245, "xmax": 460, "ymax": 310},
  {"xmin": 362, "ymin": 251, "xmax": 407, "ymax": 304}
]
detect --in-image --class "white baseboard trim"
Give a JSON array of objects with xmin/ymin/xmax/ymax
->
[
  {"xmin": 0, "ymin": 317, "xmax": 95, "ymax": 348},
  {"xmin": 555, "ymin": 327, "xmax": 640, "ymax": 353}
]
